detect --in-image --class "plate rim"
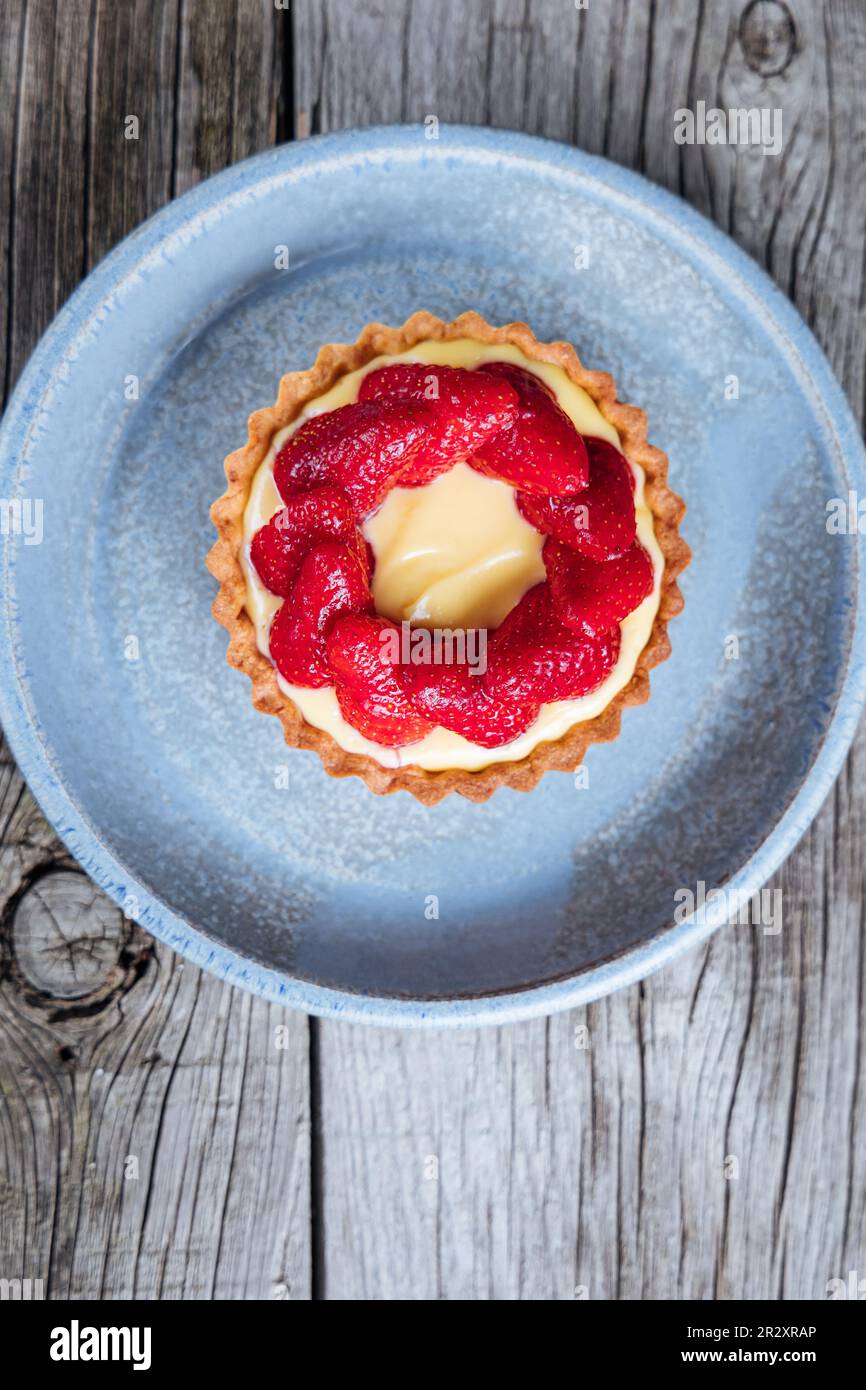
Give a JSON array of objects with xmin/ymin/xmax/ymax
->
[{"xmin": 1, "ymin": 122, "xmax": 865, "ymax": 1028}]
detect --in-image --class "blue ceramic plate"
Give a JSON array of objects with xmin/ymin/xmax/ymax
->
[{"xmin": 1, "ymin": 126, "xmax": 865, "ymax": 1026}]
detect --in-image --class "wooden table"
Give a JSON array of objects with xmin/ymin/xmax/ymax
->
[{"xmin": 1, "ymin": 0, "xmax": 864, "ymax": 1301}]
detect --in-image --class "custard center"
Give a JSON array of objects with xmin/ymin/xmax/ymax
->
[{"xmin": 363, "ymin": 461, "xmax": 546, "ymax": 630}]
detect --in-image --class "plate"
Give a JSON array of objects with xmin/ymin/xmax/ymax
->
[{"xmin": 2, "ymin": 126, "xmax": 865, "ymax": 1027}]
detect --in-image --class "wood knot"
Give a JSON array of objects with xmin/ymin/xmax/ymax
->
[
  {"xmin": 738, "ymin": 0, "xmax": 797, "ymax": 77},
  {"xmin": 3, "ymin": 868, "xmax": 152, "ymax": 1019}
]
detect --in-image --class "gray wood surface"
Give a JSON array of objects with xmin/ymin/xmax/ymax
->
[{"xmin": 1, "ymin": 0, "xmax": 865, "ymax": 1300}]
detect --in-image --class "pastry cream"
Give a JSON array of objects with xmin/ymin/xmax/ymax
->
[
  {"xmin": 366, "ymin": 463, "xmax": 546, "ymax": 630},
  {"xmin": 242, "ymin": 339, "xmax": 663, "ymax": 772}
]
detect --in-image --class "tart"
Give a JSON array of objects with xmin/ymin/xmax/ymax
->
[{"xmin": 208, "ymin": 312, "xmax": 689, "ymax": 804}]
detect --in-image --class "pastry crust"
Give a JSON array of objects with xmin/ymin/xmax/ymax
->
[{"xmin": 208, "ymin": 312, "xmax": 690, "ymax": 803}]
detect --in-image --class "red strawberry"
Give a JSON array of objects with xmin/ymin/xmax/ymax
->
[
  {"xmin": 358, "ymin": 363, "xmax": 519, "ymax": 487},
  {"xmin": 250, "ymin": 486, "xmax": 357, "ymax": 596},
  {"xmin": 485, "ymin": 583, "xmax": 621, "ymax": 703},
  {"xmin": 517, "ymin": 437, "xmax": 636, "ymax": 561},
  {"xmin": 268, "ymin": 541, "xmax": 371, "ymax": 687},
  {"xmin": 326, "ymin": 614, "xmax": 434, "ymax": 747},
  {"xmin": 545, "ymin": 538, "xmax": 654, "ymax": 637},
  {"xmin": 471, "ymin": 361, "xmax": 589, "ymax": 495},
  {"xmin": 273, "ymin": 399, "xmax": 437, "ymax": 517},
  {"xmin": 400, "ymin": 661, "xmax": 539, "ymax": 749}
]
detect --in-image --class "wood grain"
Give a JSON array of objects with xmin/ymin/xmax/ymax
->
[
  {"xmin": 1, "ymin": 0, "xmax": 864, "ymax": 1301},
  {"xmin": 0, "ymin": 0, "xmax": 311, "ymax": 1301},
  {"xmin": 295, "ymin": 0, "xmax": 866, "ymax": 1300}
]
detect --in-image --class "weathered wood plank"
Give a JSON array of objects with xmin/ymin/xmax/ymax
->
[
  {"xmin": 0, "ymin": 0, "xmax": 26, "ymax": 403},
  {"xmin": 0, "ymin": 0, "xmax": 311, "ymax": 1300},
  {"xmin": 296, "ymin": 0, "xmax": 866, "ymax": 1300},
  {"xmin": 87, "ymin": 0, "xmax": 179, "ymax": 266},
  {"xmin": 1, "ymin": 0, "xmax": 93, "ymax": 396},
  {"xmin": 174, "ymin": 0, "xmax": 281, "ymax": 194},
  {"xmin": 0, "ymin": 869, "xmax": 310, "ymax": 1299}
]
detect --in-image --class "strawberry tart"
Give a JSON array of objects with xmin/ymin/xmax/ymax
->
[{"xmin": 208, "ymin": 312, "xmax": 689, "ymax": 803}]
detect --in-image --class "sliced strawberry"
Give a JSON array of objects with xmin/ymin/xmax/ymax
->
[
  {"xmin": 358, "ymin": 363, "xmax": 519, "ymax": 487},
  {"xmin": 273, "ymin": 399, "xmax": 437, "ymax": 517},
  {"xmin": 471, "ymin": 361, "xmax": 589, "ymax": 495},
  {"xmin": 400, "ymin": 661, "xmax": 539, "ymax": 749},
  {"xmin": 356, "ymin": 535, "xmax": 376, "ymax": 582},
  {"xmin": 485, "ymin": 583, "xmax": 620, "ymax": 704},
  {"xmin": 250, "ymin": 486, "xmax": 357, "ymax": 597},
  {"xmin": 545, "ymin": 538, "xmax": 654, "ymax": 637},
  {"xmin": 326, "ymin": 613, "xmax": 434, "ymax": 747},
  {"xmin": 268, "ymin": 541, "xmax": 371, "ymax": 687},
  {"xmin": 517, "ymin": 437, "xmax": 636, "ymax": 561}
]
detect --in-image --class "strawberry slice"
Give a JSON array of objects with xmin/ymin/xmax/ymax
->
[
  {"xmin": 250, "ymin": 486, "xmax": 357, "ymax": 597},
  {"xmin": 268, "ymin": 540, "xmax": 371, "ymax": 687},
  {"xmin": 485, "ymin": 583, "xmax": 620, "ymax": 703},
  {"xmin": 545, "ymin": 538, "xmax": 654, "ymax": 637},
  {"xmin": 471, "ymin": 361, "xmax": 589, "ymax": 495},
  {"xmin": 517, "ymin": 437, "xmax": 636, "ymax": 561},
  {"xmin": 358, "ymin": 363, "xmax": 519, "ymax": 487},
  {"xmin": 326, "ymin": 613, "xmax": 434, "ymax": 747},
  {"xmin": 273, "ymin": 399, "xmax": 437, "ymax": 517},
  {"xmin": 400, "ymin": 661, "xmax": 539, "ymax": 749}
]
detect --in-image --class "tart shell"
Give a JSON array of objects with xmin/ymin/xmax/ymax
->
[{"xmin": 208, "ymin": 312, "xmax": 690, "ymax": 804}]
